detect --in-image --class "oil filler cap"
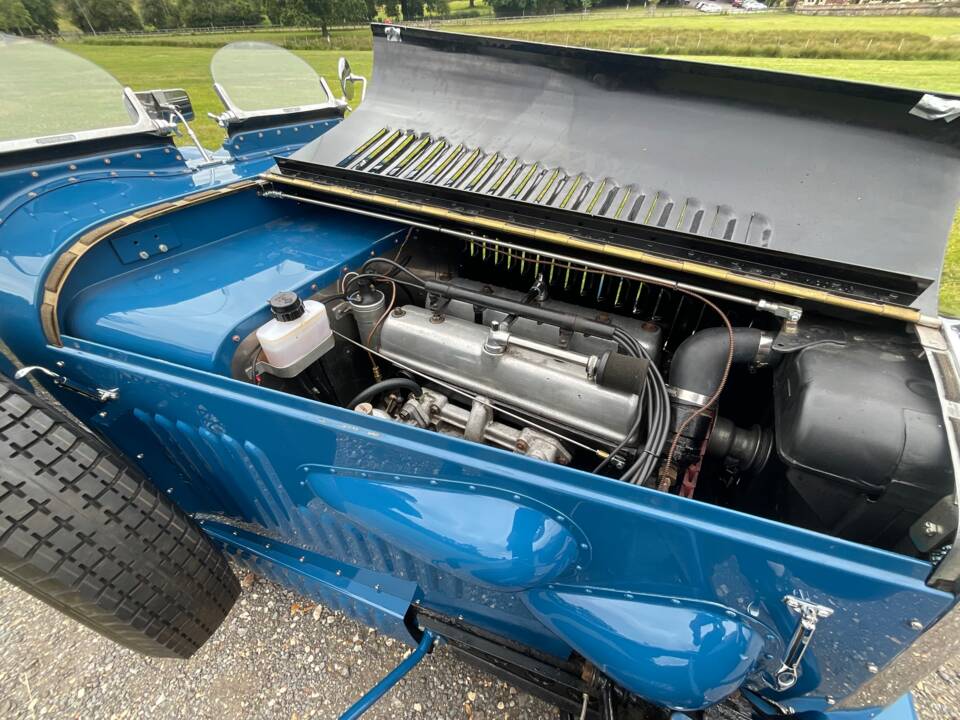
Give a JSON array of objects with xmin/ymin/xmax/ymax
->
[{"xmin": 269, "ymin": 291, "xmax": 305, "ymax": 322}]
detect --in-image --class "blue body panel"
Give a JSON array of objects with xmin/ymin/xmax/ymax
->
[{"xmin": 0, "ymin": 120, "xmax": 953, "ymax": 716}]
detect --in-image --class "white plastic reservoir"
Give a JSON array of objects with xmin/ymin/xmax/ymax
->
[{"xmin": 256, "ymin": 292, "xmax": 332, "ymax": 370}]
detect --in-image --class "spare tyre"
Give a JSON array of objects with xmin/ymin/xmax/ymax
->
[{"xmin": 0, "ymin": 372, "xmax": 239, "ymax": 658}]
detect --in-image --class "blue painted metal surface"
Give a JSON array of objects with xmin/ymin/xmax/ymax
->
[
  {"xmin": 0, "ymin": 81, "xmax": 954, "ymax": 717},
  {"xmin": 64, "ymin": 203, "xmax": 402, "ymax": 373},
  {"xmin": 26, "ymin": 335, "xmax": 954, "ymax": 713},
  {"xmin": 307, "ymin": 467, "xmax": 581, "ymax": 591},
  {"xmin": 205, "ymin": 519, "xmax": 420, "ymax": 645},
  {"xmin": 339, "ymin": 629, "xmax": 436, "ymax": 720},
  {"xmin": 525, "ymin": 588, "xmax": 768, "ymax": 711}
]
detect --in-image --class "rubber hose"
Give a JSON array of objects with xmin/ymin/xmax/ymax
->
[
  {"xmin": 347, "ymin": 378, "xmax": 422, "ymax": 409},
  {"xmin": 669, "ymin": 327, "xmax": 769, "ymax": 397}
]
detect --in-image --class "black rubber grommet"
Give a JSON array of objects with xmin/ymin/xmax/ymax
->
[{"xmin": 597, "ymin": 351, "xmax": 650, "ymax": 395}]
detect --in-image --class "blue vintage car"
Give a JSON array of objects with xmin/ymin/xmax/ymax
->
[{"xmin": 1, "ymin": 26, "xmax": 959, "ymax": 720}]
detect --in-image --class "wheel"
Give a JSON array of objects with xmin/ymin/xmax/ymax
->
[{"xmin": 0, "ymin": 372, "xmax": 239, "ymax": 658}]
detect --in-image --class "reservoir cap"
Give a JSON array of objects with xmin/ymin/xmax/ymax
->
[{"xmin": 269, "ymin": 291, "xmax": 305, "ymax": 322}]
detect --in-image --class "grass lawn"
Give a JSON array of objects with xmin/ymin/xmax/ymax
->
[{"xmin": 58, "ymin": 33, "xmax": 960, "ymax": 315}]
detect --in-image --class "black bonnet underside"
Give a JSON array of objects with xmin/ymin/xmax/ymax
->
[{"xmin": 282, "ymin": 25, "xmax": 960, "ymax": 313}]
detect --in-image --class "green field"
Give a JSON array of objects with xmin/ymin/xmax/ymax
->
[{"xmin": 54, "ymin": 14, "xmax": 960, "ymax": 314}]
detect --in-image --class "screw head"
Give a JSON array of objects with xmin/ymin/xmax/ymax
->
[
  {"xmin": 55, "ymin": 360, "xmax": 65, "ymax": 368},
  {"xmin": 158, "ymin": 244, "xmax": 169, "ymax": 253},
  {"xmin": 392, "ymin": 307, "xmax": 406, "ymax": 318},
  {"xmin": 910, "ymin": 619, "xmax": 924, "ymax": 631},
  {"xmin": 138, "ymin": 250, "xmax": 149, "ymax": 260},
  {"xmin": 232, "ymin": 335, "xmax": 241, "ymax": 343},
  {"xmin": 866, "ymin": 663, "xmax": 879, "ymax": 674},
  {"xmin": 924, "ymin": 521, "xmax": 941, "ymax": 537},
  {"xmin": 98, "ymin": 411, "xmax": 107, "ymax": 418},
  {"xmin": 104, "ymin": 158, "xmax": 111, "ymax": 165},
  {"xmin": 136, "ymin": 453, "xmax": 144, "ymax": 460}
]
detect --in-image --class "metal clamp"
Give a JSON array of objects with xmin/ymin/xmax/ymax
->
[
  {"xmin": 15, "ymin": 366, "xmax": 118, "ymax": 403},
  {"xmin": 770, "ymin": 595, "xmax": 834, "ymax": 691}
]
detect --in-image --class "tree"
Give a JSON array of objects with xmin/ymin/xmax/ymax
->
[
  {"xmin": 141, "ymin": 0, "xmax": 179, "ymax": 28},
  {"xmin": 180, "ymin": 0, "xmax": 260, "ymax": 26},
  {"xmin": 486, "ymin": 0, "xmax": 572, "ymax": 16},
  {"xmin": 66, "ymin": 0, "xmax": 142, "ymax": 32},
  {"xmin": 21, "ymin": 0, "xmax": 58, "ymax": 33},
  {"xmin": 0, "ymin": 0, "xmax": 32, "ymax": 33}
]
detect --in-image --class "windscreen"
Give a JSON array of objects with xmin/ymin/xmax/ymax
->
[
  {"xmin": 0, "ymin": 34, "xmax": 134, "ymax": 143},
  {"xmin": 211, "ymin": 41, "xmax": 326, "ymax": 113}
]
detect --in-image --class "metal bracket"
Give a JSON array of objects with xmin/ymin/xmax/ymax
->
[
  {"xmin": 252, "ymin": 334, "xmax": 335, "ymax": 379},
  {"xmin": 769, "ymin": 595, "xmax": 834, "ymax": 691},
  {"xmin": 758, "ymin": 299, "xmax": 803, "ymax": 334},
  {"xmin": 14, "ymin": 366, "xmax": 118, "ymax": 403}
]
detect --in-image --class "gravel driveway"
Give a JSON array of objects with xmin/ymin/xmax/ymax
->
[{"xmin": 0, "ymin": 567, "xmax": 958, "ymax": 720}]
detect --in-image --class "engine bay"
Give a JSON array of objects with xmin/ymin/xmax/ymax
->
[{"xmin": 233, "ymin": 228, "xmax": 955, "ymax": 558}]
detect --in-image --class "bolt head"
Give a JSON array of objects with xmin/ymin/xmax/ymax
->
[
  {"xmin": 910, "ymin": 619, "xmax": 924, "ymax": 631},
  {"xmin": 826, "ymin": 697, "xmax": 836, "ymax": 706},
  {"xmin": 136, "ymin": 453, "xmax": 144, "ymax": 460},
  {"xmin": 866, "ymin": 663, "xmax": 879, "ymax": 674},
  {"xmin": 55, "ymin": 360, "xmax": 65, "ymax": 368},
  {"xmin": 232, "ymin": 335, "xmax": 241, "ymax": 343},
  {"xmin": 924, "ymin": 521, "xmax": 941, "ymax": 537},
  {"xmin": 98, "ymin": 411, "xmax": 107, "ymax": 418},
  {"xmin": 138, "ymin": 250, "xmax": 149, "ymax": 260},
  {"xmin": 158, "ymin": 244, "xmax": 169, "ymax": 253}
]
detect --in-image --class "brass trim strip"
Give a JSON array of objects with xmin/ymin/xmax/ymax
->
[
  {"xmin": 263, "ymin": 172, "xmax": 938, "ymax": 328},
  {"xmin": 40, "ymin": 180, "xmax": 256, "ymax": 347}
]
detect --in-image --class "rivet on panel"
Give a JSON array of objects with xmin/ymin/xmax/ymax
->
[
  {"xmin": 55, "ymin": 360, "xmax": 64, "ymax": 368},
  {"xmin": 826, "ymin": 697, "xmax": 836, "ymax": 706},
  {"xmin": 135, "ymin": 152, "xmax": 142, "ymax": 159},
  {"xmin": 299, "ymin": 556, "xmax": 305, "ymax": 563},
  {"xmin": 258, "ymin": 132, "xmax": 264, "ymax": 138},
  {"xmin": 335, "ymin": 570, "xmax": 342, "ymax": 576},
  {"xmin": 164, "ymin": 148, "xmax": 171, "ymax": 154},
  {"xmin": 68, "ymin": 164, "xmax": 77, "ymax": 170},
  {"xmin": 158, "ymin": 244, "xmax": 169, "ymax": 253},
  {"xmin": 166, "ymin": 488, "xmax": 173, "ymax": 494},
  {"xmin": 232, "ymin": 335, "xmax": 241, "ymax": 343},
  {"xmin": 30, "ymin": 170, "xmax": 39, "ymax": 178},
  {"xmin": 374, "ymin": 584, "xmax": 381, "ymax": 592},
  {"xmin": 104, "ymin": 158, "xmax": 111, "ymax": 165},
  {"xmin": 98, "ymin": 411, "xmax": 107, "ymax": 418},
  {"xmin": 28, "ymin": 191, "xmax": 37, "ymax": 198},
  {"xmin": 139, "ymin": 250, "xmax": 150, "ymax": 260},
  {"xmin": 136, "ymin": 453, "xmax": 144, "ymax": 459},
  {"xmin": 110, "ymin": 171, "xmax": 118, "ymax": 177},
  {"xmin": 175, "ymin": 155, "xmax": 182, "ymax": 161},
  {"xmin": 68, "ymin": 177, "xmax": 77, "ymax": 183},
  {"xmin": 866, "ymin": 663, "xmax": 879, "ymax": 674},
  {"xmin": 909, "ymin": 619, "xmax": 924, "ymax": 631}
]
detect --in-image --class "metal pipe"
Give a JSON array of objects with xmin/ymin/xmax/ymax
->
[
  {"xmin": 507, "ymin": 333, "xmax": 595, "ymax": 370},
  {"xmin": 258, "ymin": 187, "xmax": 792, "ymax": 319},
  {"xmin": 424, "ymin": 279, "xmax": 616, "ymax": 339},
  {"xmin": 339, "ymin": 630, "xmax": 436, "ymax": 720}
]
